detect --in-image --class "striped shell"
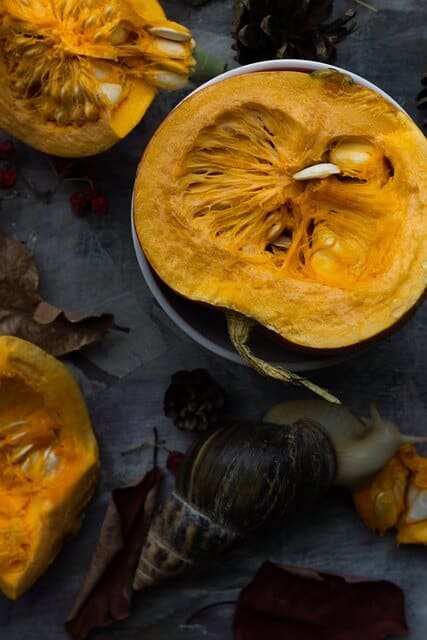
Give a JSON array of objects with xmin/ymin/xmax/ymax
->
[{"xmin": 134, "ymin": 419, "xmax": 336, "ymax": 589}]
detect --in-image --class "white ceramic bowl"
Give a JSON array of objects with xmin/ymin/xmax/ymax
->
[{"xmin": 132, "ymin": 59, "xmax": 405, "ymax": 371}]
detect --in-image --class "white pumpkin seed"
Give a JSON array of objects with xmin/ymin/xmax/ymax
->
[
  {"xmin": 293, "ymin": 163, "xmax": 341, "ymax": 181},
  {"xmin": 11, "ymin": 444, "xmax": 33, "ymax": 462},
  {"xmin": 98, "ymin": 82, "xmax": 123, "ymax": 104},
  {"xmin": 147, "ymin": 26, "xmax": 191, "ymax": 42}
]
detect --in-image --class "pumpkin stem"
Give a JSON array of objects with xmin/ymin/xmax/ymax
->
[{"xmin": 226, "ymin": 311, "xmax": 341, "ymax": 404}]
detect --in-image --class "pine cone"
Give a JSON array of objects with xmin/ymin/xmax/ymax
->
[
  {"xmin": 417, "ymin": 73, "xmax": 427, "ymax": 128},
  {"xmin": 232, "ymin": 0, "xmax": 356, "ymax": 65},
  {"xmin": 164, "ymin": 369, "xmax": 225, "ymax": 432}
]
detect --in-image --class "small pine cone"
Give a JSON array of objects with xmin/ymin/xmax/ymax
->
[
  {"xmin": 164, "ymin": 369, "xmax": 225, "ymax": 432},
  {"xmin": 231, "ymin": 0, "xmax": 356, "ymax": 66}
]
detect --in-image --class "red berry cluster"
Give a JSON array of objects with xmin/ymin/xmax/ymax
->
[
  {"xmin": 0, "ymin": 140, "xmax": 17, "ymax": 188},
  {"xmin": 70, "ymin": 187, "xmax": 109, "ymax": 216}
]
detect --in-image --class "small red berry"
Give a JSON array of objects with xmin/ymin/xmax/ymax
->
[
  {"xmin": 166, "ymin": 451, "xmax": 185, "ymax": 476},
  {"xmin": 0, "ymin": 168, "xmax": 17, "ymax": 188},
  {"xmin": 0, "ymin": 140, "xmax": 15, "ymax": 158},
  {"xmin": 82, "ymin": 185, "xmax": 97, "ymax": 203},
  {"xmin": 70, "ymin": 191, "xmax": 89, "ymax": 215},
  {"xmin": 91, "ymin": 194, "xmax": 109, "ymax": 215}
]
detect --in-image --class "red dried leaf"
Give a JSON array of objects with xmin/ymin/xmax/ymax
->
[
  {"xmin": 65, "ymin": 467, "xmax": 163, "ymax": 640},
  {"xmin": 233, "ymin": 562, "xmax": 407, "ymax": 640}
]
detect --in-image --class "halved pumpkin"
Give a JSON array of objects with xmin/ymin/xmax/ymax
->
[
  {"xmin": 0, "ymin": 0, "xmax": 194, "ymax": 157},
  {"xmin": 134, "ymin": 71, "xmax": 427, "ymax": 351},
  {"xmin": 0, "ymin": 336, "xmax": 99, "ymax": 599}
]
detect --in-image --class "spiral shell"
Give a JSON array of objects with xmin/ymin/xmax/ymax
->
[{"xmin": 134, "ymin": 419, "xmax": 336, "ymax": 590}]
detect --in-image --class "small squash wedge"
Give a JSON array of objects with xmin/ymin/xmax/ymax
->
[
  {"xmin": 0, "ymin": 336, "xmax": 99, "ymax": 599},
  {"xmin": 134, "ymin": 71, "xmax": 427, "ymax": 353},
  {"xmin": 0, "ymin": 0, "xmax": 194, "ymax": 157}
]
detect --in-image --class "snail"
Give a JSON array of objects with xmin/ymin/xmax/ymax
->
[{"xmin": 133, "ymin": 401, "xmax": 426, "ymax": 590}]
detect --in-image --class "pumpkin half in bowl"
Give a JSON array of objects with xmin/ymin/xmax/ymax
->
[{"xmin": 134, "ymin": 70, "xmax": 426, "ymax": 356}]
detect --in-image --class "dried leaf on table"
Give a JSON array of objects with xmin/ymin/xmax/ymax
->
[
  {"xmin": 65, "ymin": 467, "xmax": 163, "ymax": 640},
  {"xmin": 0, "ymin": 231, "xmax": 115, "ymax": 354},
  {"xmin": 0, "ymin": 229, "xmax": 39, "ymax": 308},
  {"xmin": 233, "ymin": 561, "xmax": 407, "ymax": 640}
]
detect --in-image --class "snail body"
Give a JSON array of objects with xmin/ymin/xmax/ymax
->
[{"xmin": 134, "ymin": 403, "xmax": 425, "ymax": 590}]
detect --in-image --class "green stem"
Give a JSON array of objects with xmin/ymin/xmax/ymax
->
[{"xmin": 191, "ymin": 46, "xmax": 227, "ymax": 84}]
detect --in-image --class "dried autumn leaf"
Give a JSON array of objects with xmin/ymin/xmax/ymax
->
[
  {"xmin": 65, "ymin": 467, "xmax": 163, "ymax": 640},
  {"xmin": 0, "ymin": 231, "xmax": 115, "ymax": 354},
  {"xmin": 0, "ymin": 229, "xmax": 39, "ymax": 308},
  {"xmin": 233, "ymin": 562, "xmax": 407, "ymax": 640}
]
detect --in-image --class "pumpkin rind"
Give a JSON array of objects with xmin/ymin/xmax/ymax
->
[
  {"xmin": 0, "ymin": 0, "xmax": 194, "ymax": 157},
  {"xmin": 134, "ymin": 71, "xmax": 427, "ymax": 350},
  {"xmin": 0, "ymin": 336, "xmax": 99, "ymax": 599}
]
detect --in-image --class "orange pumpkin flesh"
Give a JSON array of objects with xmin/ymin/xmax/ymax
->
[
  {"xmin": 0, "ymin": 337, "xmax": 99, "ymax": 599},
  {"xmin": 0, "ymin": 0, "xmax": 194, "ymax": 157},
  {"xmin": 134, "ymin": 71, "xmax": 427, "ymax": 350}
]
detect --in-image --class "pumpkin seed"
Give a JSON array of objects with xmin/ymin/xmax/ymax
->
[
  {"xmin": 267, "ymin": 223, "xmax": 282, "ymax": 240},
  {"xmin": 2, "ymin": 420, "xmax": 27, "ymax": 431},
  {"xmin": 11, "ymin": 445, "xmax": 33, "ymax": 463},
  {"xmin": 104, "ymin": 6, "xmax": 115, "ymax": 19},
  {"xmin": 93, "ymin": 64, "xmax": 109, "ymax": 81},
  {"xmin": 153, "ymin": 39, "xmax": 188, "ymax": 58},
  {"xmin": 149, "ymin": 70, "xmax": 188, "ymax": 90},
  {"xmin": 85, "ymin": 15, "xmax": 97, "ymax": 29},
  {"xmin": 293, "ymin": 163, "xmax": 341, "ymax": 181},
  {"xmin": 109, "ymin": 25, "xmax": 128, "ymax": 45},
  {"xmin": 330, "ymin": 139, "xmax": 375, "ymax": 168},
  {"xmin": 272, "ymin": 235, "xmax": 292, "ymax": 249},
  {"xmin": 44, "ymin": 448, "xmax": 59, "ymax": 474},
  {"xmin": 98, "ymin": 82, "xmax": 123, "ymax": 104},
  {"xmin": 9, "ymin": 432, "xmax": 27, "ymax": 443},
  {"xmin": 84, "ymin": 101, "xmax": 100, "ymax": 121},
  {"xmin": 148, "ymin": 26, "xmax": 191, "ymax": 42},
  {"xmin": 55, "ymin": 110, "xmax": 68, "ymax": 124}
]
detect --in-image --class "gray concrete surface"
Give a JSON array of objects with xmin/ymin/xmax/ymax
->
[{"xmin": 0, "ymin": 0, "xmax": 426, "ymax": 638}]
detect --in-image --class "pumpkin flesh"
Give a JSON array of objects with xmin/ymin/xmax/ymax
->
[
  {"xmin": 0, "ymin": 0, "xmax": 194, "ymax": 157},
  {"xmin": 0, "ymin": 337, "xmax": 99, "ymax": 599},
  {"xmin": 134, "ymin": 71, "xmax": 427, "ymax": 350}
]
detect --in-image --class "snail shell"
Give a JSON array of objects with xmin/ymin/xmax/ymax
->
[{"xmin": 133, "ymin": 419, "xmax": 336, "ymax": 589}]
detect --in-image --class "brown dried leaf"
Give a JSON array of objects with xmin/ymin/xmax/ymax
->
[
  {"xmin": 0, "ymin": 231, "xmax": 115, "ymax": 354},
  {"xmin": 65, "ymin": 467, "xmax": 164, "ymax": 640},
  {"xmin": 0, "ymin": 231, "xmax": 40, "ymax": 308},
  {"xmin": 233, "ymin": 561, "xmax": 408, "ymax": 640}
]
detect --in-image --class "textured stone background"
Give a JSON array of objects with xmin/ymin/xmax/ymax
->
[{"xmin": 0, "ymin": 0, "xmax": 426, "ymax": 638}]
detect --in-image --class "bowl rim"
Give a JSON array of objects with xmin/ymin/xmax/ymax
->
[{"xmin": 131, "ymin": 59, "xmax": 406, "ymax": 370}]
